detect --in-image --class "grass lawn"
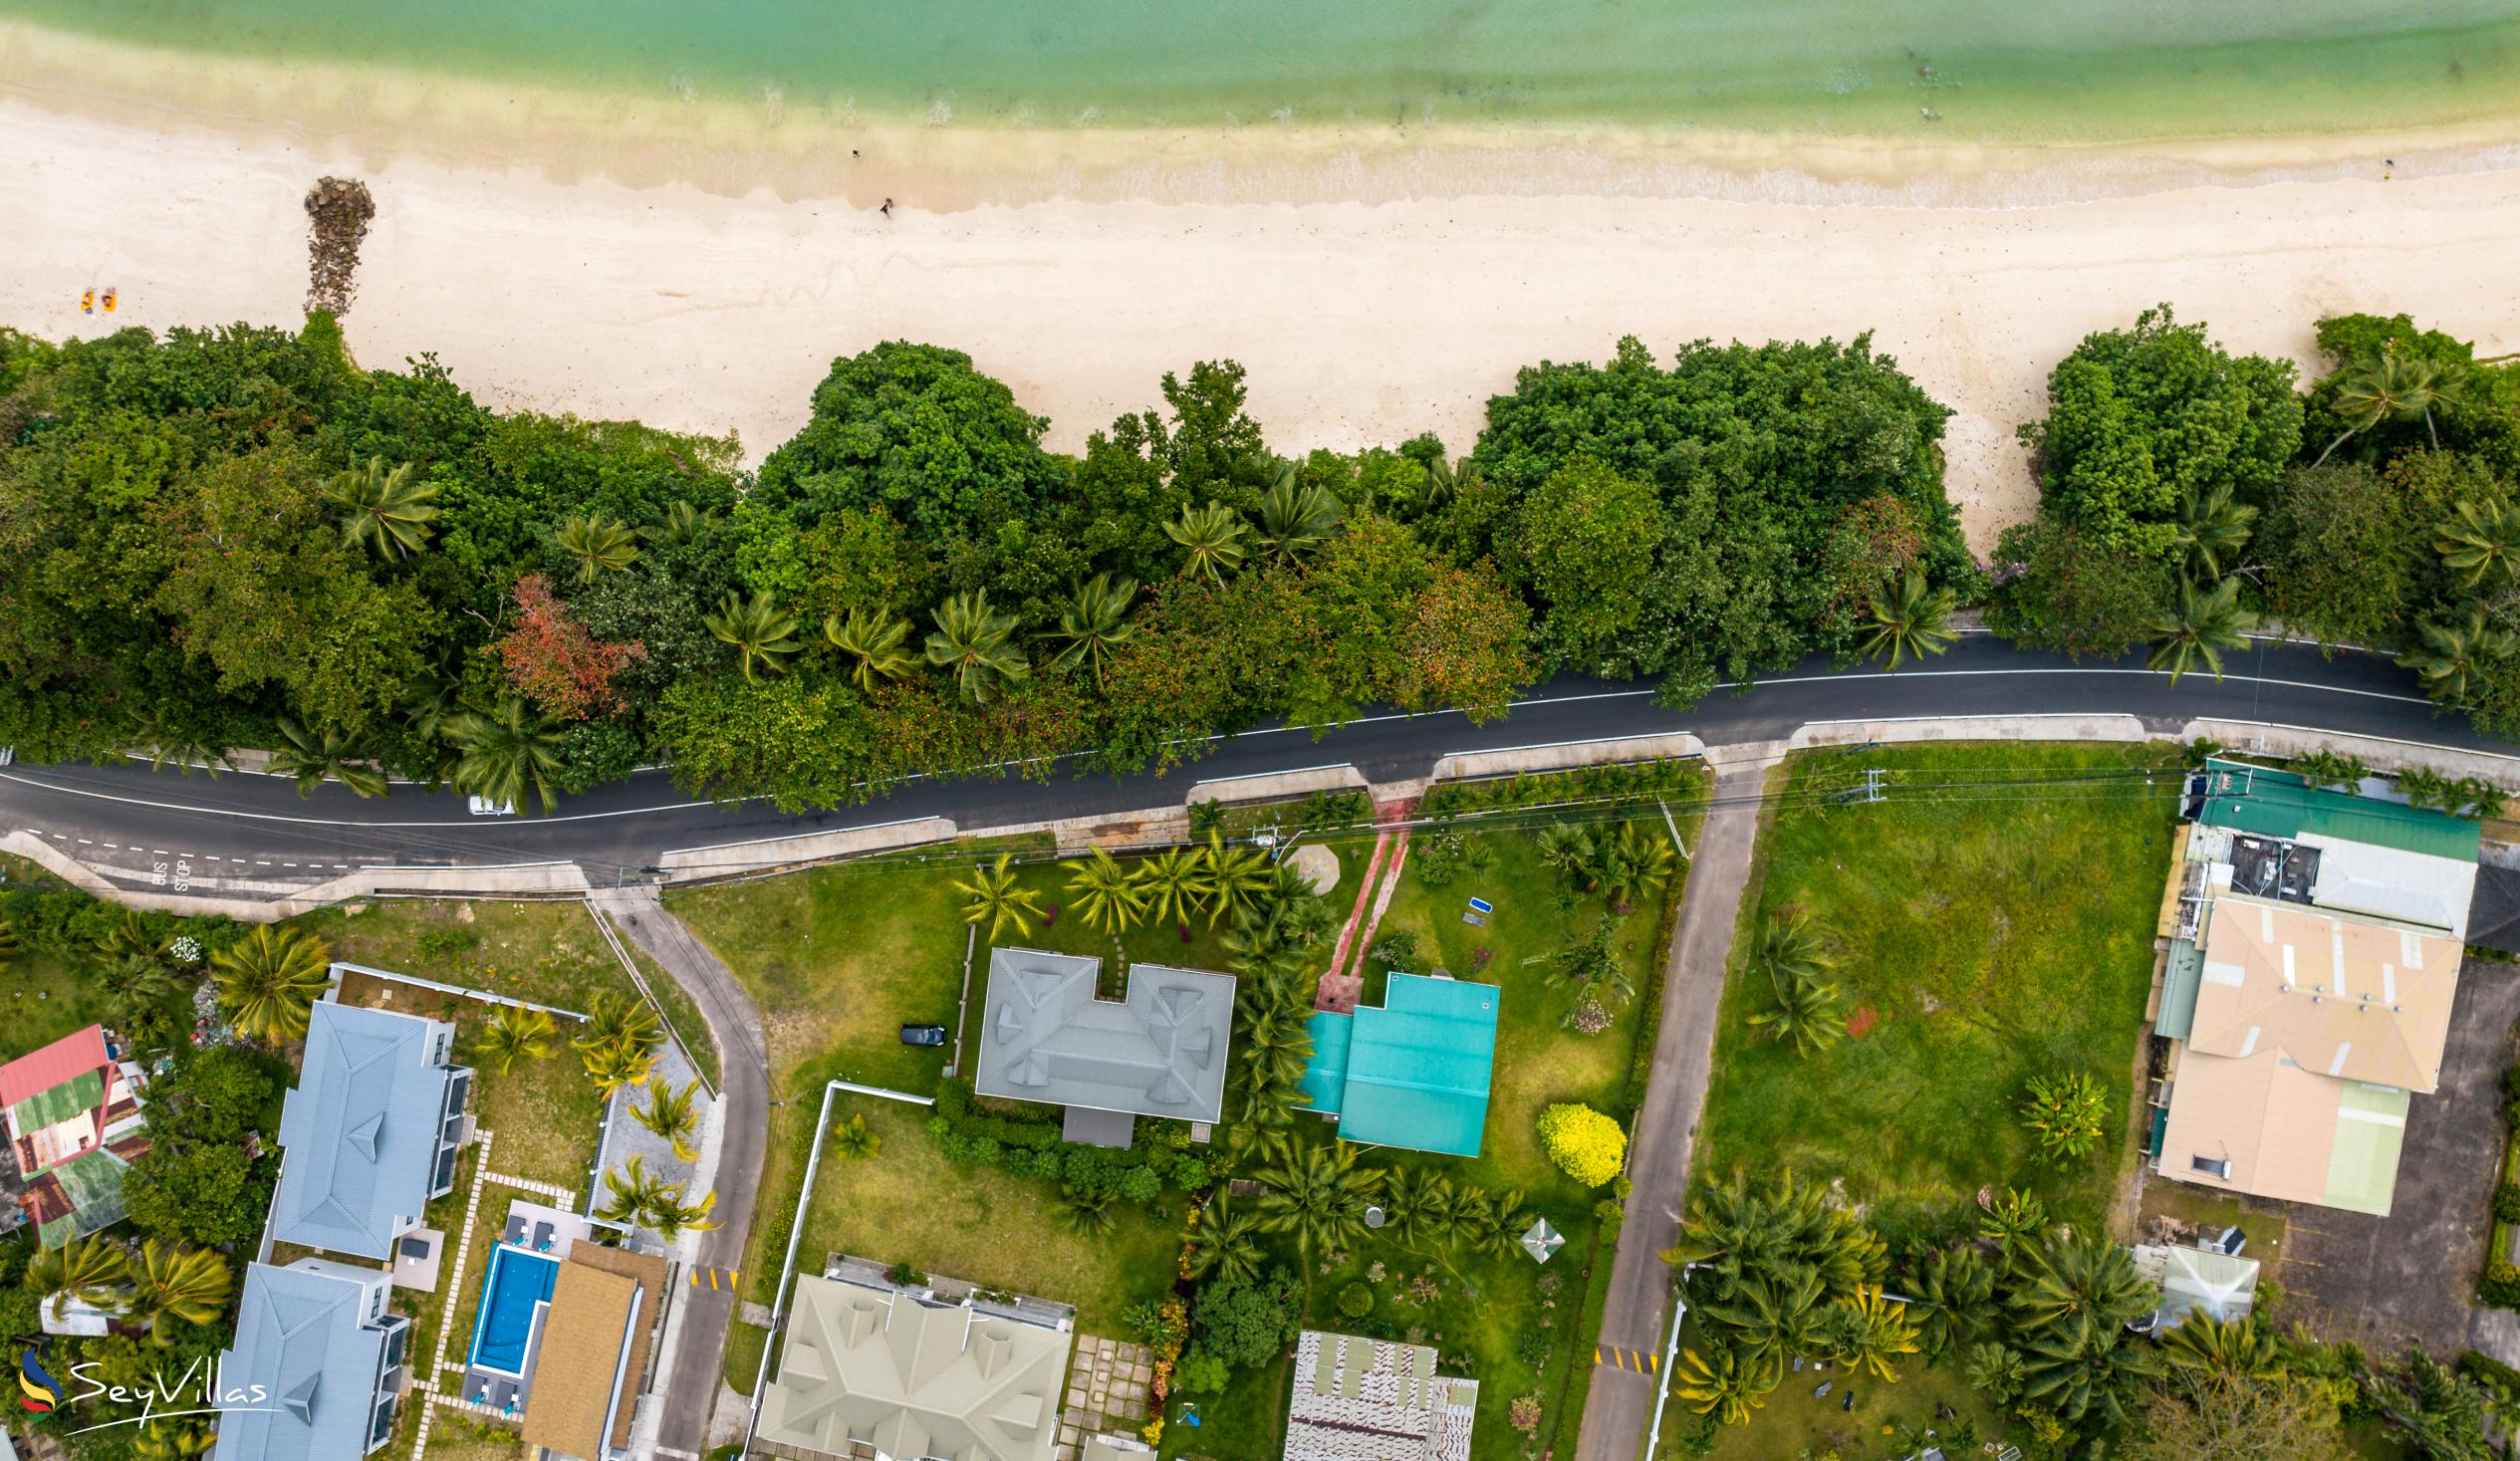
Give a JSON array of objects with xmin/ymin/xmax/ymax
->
[
  {"xmin": 796, "ymin": 1095, "xmax": 1182, "ymax": 1331},
  {"xmin": 1697, "ymin": 743, "xmax": 2179, "ymax": 1246},
  {"xmin": 0, "ymin": 946, "xmax": 109, "ymax": 1063},
  {"xmin": 1675, "ymin": 1341, "xmax": 2012, "ymax": 1461},
  {"xmin": 295, "ymin": 896, "xmax": 718, "ymax": 1100},
  {"xmin": 416, "ymin": 1415, "xmax": 532, "ymax": 1461},
  {"xmin": 667, "ymin": 855, "xmax": 972, "ymax": 1339}
]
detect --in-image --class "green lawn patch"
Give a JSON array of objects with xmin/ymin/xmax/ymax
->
[
  {"xmin": 1677, "ymin": 1341, "xmax": 2010, "ymax": 1461},
  {"xmin": 1698, "ymin": 742, "xmax": 2178, "ymax": 1245},
  {"xmin": 666, "ymin": 857, "xmax": 985, "ymax": 1307},
  {"xmin": 793, "ymin": 1095, "xmax": 1180, "ymax": 1334},
  {"xmin": 293, "ymin": 899, "xmax": 634, "ymax": 1014},
  {"xmin": 723, "ymin": 1321, "xmax": 770, "ymax": 1395},
  {"xmin": 0, "ymin": 945, "xmax": 110, "ymax": 1064}
]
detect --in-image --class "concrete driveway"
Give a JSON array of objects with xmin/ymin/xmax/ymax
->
[{"xmin": 2280, "ymin": 958, "xmax": 2520, "ymax": 1354}]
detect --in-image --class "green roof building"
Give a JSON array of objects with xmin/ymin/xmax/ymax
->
[
  {"xmin": 1299, "ymin": 974, "xmax": 1499, "ymax": 1158},
  {"xmin": 2192, "ymin": 760, "xmax": 2481, "ymax": 862}
]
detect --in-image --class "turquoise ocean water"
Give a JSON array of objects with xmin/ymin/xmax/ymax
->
[{"xmin": 14, "ymin": 0, "xmax": 2520, "ymax": 141}]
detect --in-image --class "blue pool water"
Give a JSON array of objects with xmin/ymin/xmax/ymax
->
[{"xmin": 467, "ymin": 1246, "xmax": 559, "ymax": 1374}]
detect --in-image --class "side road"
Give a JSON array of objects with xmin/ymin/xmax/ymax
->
[
  {"xmin": 1577, "ymin": 750, "xmax": 1781, "ymax": 1460},
  {"xmin": 588, "ymin": 885, "xmax": 772, "ymax": 1458}
]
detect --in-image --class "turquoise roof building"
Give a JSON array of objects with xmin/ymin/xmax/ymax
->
[
  {"xmin": 2192, "ymin": 759, "xmax": 2481, "ymax": 862},
  {"xmin": 1299, "ymin": 974, "xmax": 1500, "ymax": 1157}
]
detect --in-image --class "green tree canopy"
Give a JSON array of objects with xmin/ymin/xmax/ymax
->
[{"xmin": 2019, "ymin": 306, "xmax": 2302, "ymax": 558}]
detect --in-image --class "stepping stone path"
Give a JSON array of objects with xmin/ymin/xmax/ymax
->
[{"xmin": 1056, "ymin": 1335, "xmax": 1155, "ymax": 1460}]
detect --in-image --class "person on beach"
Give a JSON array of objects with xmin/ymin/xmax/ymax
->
[{"xmin": 881, "ymin": 197, "xmax": 893, "ymax": 218}]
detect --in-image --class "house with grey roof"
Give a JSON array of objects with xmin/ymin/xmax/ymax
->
[
  {"xmin": 973, "ymin": 949, "xmax": 1234, "ymax": 1145},
  {"xmin": 271, "ymin": 997, "xmax": 471, "ymax": 1261},
  {"xmin": 212, "ymin": 1258, "xmax": 411, "ymax": 1461},
  {"xmin": 756, "ymin": 1268, "xmax": 1073, "ymax": 1461}
]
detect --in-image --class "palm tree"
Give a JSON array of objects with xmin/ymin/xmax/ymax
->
[
  {"xmin": 1672, "ymin": 1342, "xmax": 1781, "ymax": 1427},
  {"xmin": 953, "ymin": 853, "xmax": 1043, "ymax": 941},
  {"xmin": 830, "ymin": 1112, "xmax": 882, "ymax": 1160},
  {"xmin": 639, "ymin": 500, "xmax": 718, "ymax": 547},
  {"xmin": 1186, "ymin": 1196, "xmax": 1264, "ymax": 1286},
  {"xmin": 1595, "ymin": 822, "xmax": 1675, "ymax": 906},
  {"xmin": 1197, "ymin": 831, "xmax": 1273, "ymax": 928},
  {"xmin": 135, "ymin": 712, "xmax": 231, "ymax": 780},
  {"xmin": 1065, "ymin": 848, "xmax": 1148, "ymax": 935},
  {"xmin": 577, "ymin": 991, "xmax": 666, "ymax": 1061},
  {"xmin": 1164, "ymin": 502, "xmax": 1251, "ymax": 585},
  {"xmin": 630, "ymin": 1078, "xmax": 704, "ymax": 1161},
  {"xmin": 25, "ymin": 1232, "xmax": 130, "ymax": 1326},
  {"xmin": 2146, "ymin": 576, "xmax": 2256, "ymax": 686},
  {"xmin": 2175, "ymin": 483, "xmax": 2258, "ymax": 581},
  {"xmin": 1046, "ymin": 575, "xmax": 1139, "ymax": 687},
  {"xmin": 1858, "ymin": 570, "xmax": 1957, "ymax": 670},
  {"xmin": 2399, "ymin": 608, "xmax": 2518, "ymax": 704},
  {"xmin": 446, "ymin": 698, "xmax": 565, "ymax": 814},
  {"xmin": 2313, "ymin": 341, "xmax": 2452, "ymax": 466},
  {"xmin": 1535, "ymin": 824, "xmax": 1596, "ymax": 884},
  {"xmin": 2436, "ymin": 498, "xmax": 2520, "ymax": 589},
  {"xmin": 705, "ymin": 591, "xmax": 803, "ymax": 681},
  {"xmin": 128, "ymin": 1241, "xmax": 232, "ymax": 1345},
  {"xmin": 1745, "ymin": 910, "xmax": 1846, "ymax": 1057},
  {"xmin": 642, "ymin": 1184, "xmax": 719, "ymax": 1240},
  {"xmin": 552, "ymin": 513, "xmax": 640, "ymax": 583},
  {"xmin": 1415, "ymin": 454, "xmax": 1479, "ymax": 517},
  {"xmin": 2007, "ymin": 1229, "xmax": 2155, "ymax": 1346},
  {"xmin": 1132, "ymin": 847, "xmax": 1206, "ymax": 930},
  {"xmin": 1255, "ymin": 1143, "xmax": 1384, "ymax": 1261},
  {"xmin": 925, "ymin": 590, "xmax": 1031, "ymax": 704},
  {"xmin": 269, "ymin": 718, "xmax": 389, "ymax": 799},
  {"xmin": 324, "ymin": 456, "xmax": 439, "ymax": 559},
  {"xmin": 1379, "ymin": 1167, "xmax": 1458, "ymax": 1246},
  {"xmin": 473, "ymin": 1004, "xmax": 557, "ymax": 1075},
  {"xmin": 1237, "ymin": 1002, "xmax": 1315, "ymax": 1098},
  {"xmin": 1698, "ymin": 1268, "xmax": 1828, "ymax": 1369},
  {"xmin": 1256, "ymin": 470, "xmax": 1346, "ymax": 563},
  {"xmin": 1461, "ymin": 1185, "xmax": 1530, "ymax": 1262},
  {"xmin": 210, "ymin": 925, "xmax": 332, "ymax": 1043},
  {"xmin": 823, "ymin": 607, "xmax": 918, "ymax": 692},
  {"xmin": 580, "ymin": 1037, "xmax": 656, "ymax": 1097},
  {"xmin": 1905, "ymin": 1245, "xmax": 1997, "ymax": 1361},
  {"xmin": 1821, "ymin": 1284, "xmax": 1920, "ymax": 1381},
  {"xmin": 2159, "ymin": 1314, "xmax": 2283, "ymax": 1388},
  {"xmin": 1061, "ymin": 1184, "xmax": 1117, "ymax": 1237},
  {"xmin": 595, "ymin": 1155, "xmax": 668, "ymax": 1226},
  {"xmin": 1977, "ymin": 1186, "xmax": 2048, "ymax": 1252}
]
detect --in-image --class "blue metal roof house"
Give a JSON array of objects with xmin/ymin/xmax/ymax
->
[
  {"xmin": 272, "ymin": 998, "xmax": 471, "ymax": 1260},
  {"xmin": 212, "ymin": 1259, "xmax": 411, "ymax": 1461}
]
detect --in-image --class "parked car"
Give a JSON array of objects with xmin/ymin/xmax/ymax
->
[
  {"xmin": 467, "ymin": 795, "xmax": 517, "ymax": 817},
  {"xmin": 898, "ymin": 1024, "xmax": 948, "ymax": 1048}
]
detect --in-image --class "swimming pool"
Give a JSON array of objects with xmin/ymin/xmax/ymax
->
[{"xmin": 466, "ymin": 1245, "xmax": 559, "ymax": 1374}]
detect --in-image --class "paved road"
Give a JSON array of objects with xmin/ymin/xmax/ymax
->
[
  {"xmin": 0, "ymin": 637, "xmax": 2494, "ymax": 881},
  {"xmin": 590, "ymin": 886, "xmax": 774, "ymax": 1457},
  {"xmin": 1579, "ymin": 752, "xmax": 1778, "ymax": 1460}
]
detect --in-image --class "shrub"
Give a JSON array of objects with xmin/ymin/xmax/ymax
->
[
  {"xmin": 1192, "ymin": 1269, "xmax": 1302, "ymax": 1370},
  {"xmin": 415, "ymin": 926, "xmax": 481, "ymax": 959},
  {"xmin": 1594, "ymin": 1196, "xmax": 1627, "ymax": 1236},
  {"xmin": 1516, "ymin": 1332, "xmax": 1552, "ymax": 1369},
  {"xmin": 1175, "ymin": 1350, "xmax": 1229, "ymax": 1395},
  {"xmin": 2459, "ymin": 1350, "xmax": 2520, "ymax": 1403},
  {"xmin": 2496, "ymin": 1185, "xmax": 2520, "ymax": 1224},
  {"xmin": 1118, "ymin": 1165, "xmax": 1160, "ymax": 1203},
  {"xmin": 1537, "ymin": 1103, "xmax": 1627, "ymax": 1188},
  {"xmin": 1412, "ymin": 830, "xmax": 1467, "ymax": 888},
  {"xmin": 887, "ymin": 1261, "xmax": 926, "ymax": 1288},
  {"xmin": 2482, "ymin": 1261, "xmax": 2520, "ymax": 1309},
  {"xmin": 1508, "ymin": 1393, "xmax": 1543, "ymax": 1433},
  {"xmin": 1172, "ymin": 1156, "xmax": 1209, "ymax": 1191},
  {"xmin": 1367, "ymin": 931, "xmax": 1419, "ymax": 970},
  {"xmin": 2018, "ymin": 1070, "xmax": 2108, "ymax": 1164},
  {"xmin": 1337, "ymin": 1282, "xmax": 1375, "ymax": 1320}
]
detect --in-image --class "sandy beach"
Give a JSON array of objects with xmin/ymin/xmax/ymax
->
[{"xmin": 5, "ymin": 28, "xmax": 2520, "ymax": 549}]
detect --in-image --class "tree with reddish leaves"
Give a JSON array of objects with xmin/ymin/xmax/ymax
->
[{"xmin": 497, "ymin": 574, "xmax": 644, "ymax": 721}]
